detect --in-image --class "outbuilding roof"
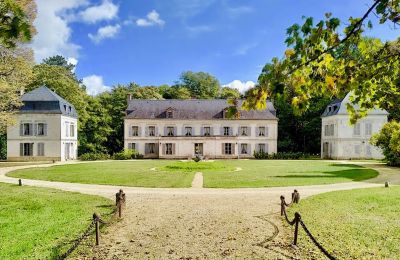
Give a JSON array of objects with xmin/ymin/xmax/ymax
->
[
  {"xmin": 126, "ymin": 99, "xmax": 277, "ymax": 120},
  {"xmin": 19, "ymin": 86, "xmax": 78, "ymax": 118}
]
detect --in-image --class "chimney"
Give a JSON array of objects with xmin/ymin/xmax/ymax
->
[
  {"xmin": 20, "ymin": 88, "xmax": 25, "ymax": 96},
  {"xmin": 127, "ymin": 93, "xmax": 132, "ymax": 101}
]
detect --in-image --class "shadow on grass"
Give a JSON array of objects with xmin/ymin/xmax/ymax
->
[{"xmin": 274, "ymin": 169, "xmax": 378, "ymax": 182}]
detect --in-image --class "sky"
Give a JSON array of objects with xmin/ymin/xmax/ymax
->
[{"xmin": 31, "ymin": 0, "xmax": 399, "ymax": 95}]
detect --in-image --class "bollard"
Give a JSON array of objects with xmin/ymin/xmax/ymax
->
[
  {"xmin": 280, "ymin": 195, "xmax": 285, "ymax": 216},
  {"xmin": 292, "ymin": 190, "xmax": 300, "ymax": 204},
  {"xmin": 18, "ymin": 179, "xmax": 22, "ymax": 186},
  {"xmin": 93, "ymin": 213, "xmax": 100, "ymax": 245},
  {"xmin": 385, "ymin": 181, "xmax": 389, "ymax": 188},
  {"xmin": 118, "ymin": 201, "xmax": 122, "ymax": 218},
  {"xmin": 293, "ymin": 212, "xmax": 301, "ymax": 246}
]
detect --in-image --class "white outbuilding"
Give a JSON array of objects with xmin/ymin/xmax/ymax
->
[
  {"xmin": 7, "ymin": 86, "xmax": 78, "ymax": 161},
  {"xmin": 321, "ymin": 92, "xmax": 388, "ymax": 159}
]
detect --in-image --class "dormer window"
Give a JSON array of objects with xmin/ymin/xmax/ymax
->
[
  {"xmin": 69, "ymin": 106, "xmax": 72, "ymax": 113},
  {"xmin": 185, "ymin": 127, "xmax": 192, "ymax": 136},
  {"xmin": 166, "ymin": 108, "xmax": 174, "ymax": 118},
  {"xmin": 64, "ymin": 105, "xmax": 67, "ymax": 111}
]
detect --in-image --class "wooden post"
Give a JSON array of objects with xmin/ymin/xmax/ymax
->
[
  {"xmin": 293, "ymin": 190, "xmax": 300, "ymax": 204},
  {"xmin": 18, "ymin": 179, "xmax": 22, "ymax": 186},
  {"xmin": 118, "ymin": 201, "xmax": 122, "ymax": 218},
  {"xmin": 293, "ymin": 212, "xmax": 300, "ymax": 246},
  {"xmin": 385, "ymin": 181, "xmax": 389, "ymax": 188},
  {"xmin": 93, "ymin": 213, "xmax": 99, "ymax": 245},
  {"xmin": 280, "ymin": 195, "xmax": 285, "ymax": 216}
]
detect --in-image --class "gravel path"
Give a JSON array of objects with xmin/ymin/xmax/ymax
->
[
  {"xmin": 191, "ymin": 172, "xmax": 203, "ymax": 188},
  {"xmin": 0, "ymin": 161, "xmax": 389, "ymax": 259}
]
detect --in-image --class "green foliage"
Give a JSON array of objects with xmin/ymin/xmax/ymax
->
[
  {"xmin": 0, "ymin": 0, "xmax": 32, "ymax": 48},
  {"xmin": 42, "ymin": 55, "xmax": 76, "ymax": 76},
  {"xmin": 370, "ymin": 121, "xmax": 400, "ymax": 166},
  {"xmin": 178, "ymin": 71, "xmax": 221, "ymax": 99},
  {"xmin": 0, "ymin": 134, "xmax": 6, "ymax": 159},
  {"xmin": 288, "ymin": 187, "xmax": 400, "ymax": 258},
  {"xmin": 79, "ymin": 152, "xmax": 110, "ymax": 161},
  {"xmin": 219, "ymin": 86, "xmax": 241, "ymax": 99},
  {"xmin": 112, "ymin": 149, "xmax": 143, "ymax": 160},
  {"xmin": 160, "ymin": 85, "xmax": 192, "ymax": 99},
  {"xmin": 253, "ymin": 151, "xmax": 314, "ymax": 160},
  {"xmin": 0, "ymin": 183, "xmax": 113, "ymax": 259}
]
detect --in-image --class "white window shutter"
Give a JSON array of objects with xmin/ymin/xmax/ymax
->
[
  {"xmin": 256, "ymin": 127, "xmax": 259, "ymax": 136},
  {"xmin": 265, "ymin": 127, "xmax": 269, "ymax": 137},
  {"xmin": 155, "ymin": 126, "xmax": 158, "ymax": 136},
  {"xmin": 210, "ymin": 127, "xmax": 213, "ymax": 136},
  {"xmin": 232, "ymin": 143, "xmax": 235, "ymax": 154},
  {"xmin": 20, "ymin": 124, "xmax": 23, "ymax": 136},
  {"xmin": 129, "ymin": 125, "xmax": 132, "ymax": 137},
  {"xmin": 172, "ymin": 143, "xmax": 176, "ymax": 155},
  {"xmin": 33, "ymin": 123, "xmax": 37, "ymax": 136},
  {"xmin": 266, "ymin": 143, "xmax": 269, "ymax": 153},
  {"xmin": 20, "ymin": 143, "xmax": 23, "ymax": 156},
  {"xmin": 221, "ymin": 143, "xmax": 225, "ymax": 154},
  {"xmin": 200, "ymin": 127, "xmax": 204, "ymax": 136},
  {"xmin": 174, "ymin": 127, "xmax": 177, "ymax": 136},
  {"xmin": 44, "ymin": 124, "xmax": 48, "ymax": 136},
  {"xmin": 29, "ymin": 123, "xmax": 33, "ymax": 135}
]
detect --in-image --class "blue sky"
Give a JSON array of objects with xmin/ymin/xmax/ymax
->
[{"xmin": 32, "ymin": 0, "xmax": 399, "ymax": 95}]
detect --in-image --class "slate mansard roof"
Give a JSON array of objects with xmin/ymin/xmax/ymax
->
[
  {"xmin": 19, "ymin": 86, "xmax": 78, "ymax": 118},
  {"xmin": 321, "ymin": 92, "xmax": 388, "ymax": 118},
  {"xmin": 126, "ymin": 99, "xmax": 277, "ymax": 120}
]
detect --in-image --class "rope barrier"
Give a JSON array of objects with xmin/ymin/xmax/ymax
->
[{"xmin": 280, "ymin": 190, "xmax": 336, "ymax": 259}]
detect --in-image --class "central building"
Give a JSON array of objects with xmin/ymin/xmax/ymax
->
[{"xmin": 124, "ymin": 98, "xmax": 278, "ymax": 159}]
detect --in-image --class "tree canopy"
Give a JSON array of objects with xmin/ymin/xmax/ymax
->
[{"xmin": 178, "ymin": 71, "xmax": 221, "ymax": 99}]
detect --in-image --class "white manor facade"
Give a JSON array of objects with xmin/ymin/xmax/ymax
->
[
  {"xmin": 124, "ymin": 98, "xmax": 278, "ymax": 159},
  {"xmin": 321, "ymin": 93, "xmax": 388, "ymax": 159},
  {"xmin": 7, "ymin": 86, "xmax": 78, "ymax": 161}
]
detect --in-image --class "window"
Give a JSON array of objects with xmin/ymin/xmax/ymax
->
[
  {"xmin": 353, "ymin": 123, "xmax": 361, "ymax": 136},
  {"xmin": 223, "ymin": 127, "xmax": 231, "ymax": 136},
  {"xmin": 146, "ymin": 143, "xmax": 156, "ymax": 154},
  {"xmin": 65, "ymin": 122, "xmax": 69, "ymax": 137},
  {"xmin": 324, "ymin": 124, "xmax": 335, "ymax": 136},
  {"xmin": 204, "ymin": 127, "xmax": 211, "ymax": 136},
  {"xmin": 131, "ymin": 126, "xmax": 139, "ymax": 136},
  {"xmin": 240, "ymin": 144, "xmax": 248, "ymax": 154},
  {"xmin": 166, "ymin": 111, "xmax": 173, "ymax": 118},
  {"xmin": 37, "ymin": 123, "xmax": 46, "ymax": 136},
  {"xmin": 240, "ymin": 127, "xmax": 248, "ymax": 136},
  {"xmin": 149, "ymin": 126, "xmax": 155, "ymax": 136},
  {"xmin": 128, "ymin": 143, "xmax": 136, "ymax": 150},
  {"xmin": 22, "ymin": 123, "xmax": 32, "ymax": 136},
  {"xmin": 37, "ymin": 143, "xmax": 44, "ymax": 156},
  {"xmin": 365, "ymin": 123, "xmax": 372, "ymax": 136},
  {"xmin": 258, "ymin": 127, "xmax": 265, "ymax": 137},
  {"xmin": 185, "ymin": 127, "xmax": 192, "ymax": 136},
  {"xmin": 165, "ymin": 143, "xmax": 173, "ymax": 155},
  {"xmin": 258, "ymin": 144, "xmax": 266, "ymax": 153},
  {"xmin": 224, "ymin": 143, "xmax": 233, "ymax": 154},
  {"xmin": 70, "ymin": 123, "xmax": 75, "ymax": 137},
  {"xmin": 167, "ymin": 127, "xmax": 175, "ymax": 136},
  {"xmin": 20, "ymin": 143, "xmax": 33, "ymax": 156},
  {"xmin": 64, "ymin": 105, "xmax": 67, "ymax": 111}
]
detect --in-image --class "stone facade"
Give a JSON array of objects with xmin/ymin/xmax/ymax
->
[
  {"xmin": 124, "ymin": 99, "xmax": 278, "ymax": 159},
  {"xmin": 7, "ymin": 87, "xmax": 78, "ymax": 161},
  {"xmin": 321, "ymin": 93, "xmax": 388, "ymax": 159}
]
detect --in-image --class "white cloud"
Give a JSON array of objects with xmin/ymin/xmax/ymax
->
[
  {"xmin": 78, "ymin": 0, "xmax": 119, "ymax": 24},
  {"xmin": 136, "ymin": 10, "xmax": 165, "ymax": 27},
  {"xmin": 234, "ymin": 43, "xmax": 258, "ymax": 56},
  {"xmin": 31, "ymin": 0, "xmax": 88, "ymax": 62},
  {"xmin": 67, "ymin": 57, "xmax": 78, "ymax": 72},
  {"xmin": 223, "ymin": 80, "xmax": 256, "ymax": 93},
  {"xmin": 82, "ymin": 75, "xmax": 110, "ymax": 95},
  {"xmin": 88, "ymin": 24, "xmax": 121, "ymax": 43}
]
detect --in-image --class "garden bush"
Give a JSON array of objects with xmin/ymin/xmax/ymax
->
[
  {"xmin": 79, "ymin": 152, "xmax": 110, "ymax": 161},
  {"xmin": 253, "ymin": 151, "xmax": 314, "ymax": 160},
  {"xmin": 112, "ymin": 149, "xmax": 143, "ymax": 160},
  {"xmin": 371, "ymin": 121, "xmax": 400, "ymax": 166}
]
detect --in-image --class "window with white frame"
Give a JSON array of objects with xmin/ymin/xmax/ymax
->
[
  {"xmin": 37, "ymin": 123, "xmax": 46, "ymax": 136},
  {"xmin": 224, "ymin": 143, "xmax": 233, "ymax": 154},
  {"xmin": 240, "ymin": 143, "xmax": 248, "ymax": 154},
  {"xmin": 365, "ymin": 123, "xmax": 372, "ymax": 136},
  {"xmin": 166, "ymin": 111, "xmax": 173, "ymax": 118},
  {"xmin": 223, "ymin": 127, "xmax": 231, "ymax": 136},
  {"xmin": 353, "ymin": 123, "xmax": 361, "ymax": 136},
  {"xmin": 258, "ymin": 127, "xmax": 266, "ymax": 136},
  {"xmin": 149, "ymin": 126, "xmax": 155, "ymax": 136},
  {"xmin": 131, "ymin": 126, "xmax": 139, "ymax": 136},
  {"xmin": 65, "ymin": 122, "xmax": 69, "ymax": 137},
  {"xmin": 167, "ymin": 127, "xmax": 175, "ymax": 136},
  {"xmin": 324, "ymin": 124, "xmax": 335, "ymax": 136},
  {"xmin": 258, "ymin": 144, "xmax": 266, "ymax": 153},
  {"xmin": 240, "ymin": 127, "xmax": 248, "ymax": 136},
  {"xmin": 21, "ymin": 123, "xmax": 32, "ymax": 136},
  {"xmin": 128, "ymin": 143, "xmax": 136, "ymax": 150},
  {"xmin": 21, "ymin": 143, "xmax": 33, "ymax": 156},
  {"xmin": 185, "ymin": 127, "xmax": 192, "ymax": 136},
  {"xmin": 70, "ymin": 123, "xmax": 75, "ymax": 137},
  {"xmin": 204, "ymin": 127, "xmax": 211, "ymax": 136},
  {"xmin": 165, "ymin": 143, "xmax": 173, "ymax": 155},
  {"xmin": 37, "ymin": 143, "xmax": 45, "ymax": 156}
]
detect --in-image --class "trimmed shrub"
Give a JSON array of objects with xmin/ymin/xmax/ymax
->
[
  {"xmin": 253, "ymin": 151, "xmax": 314, "ymax": 160},
  {"xmin": 370, "ymin": 121, "xmax": 400, "ymax": 166},
  {"xmin": 79, "ymin": 152, "xmax": 110, "ymax": 161},
  {"xmin": 112, "ymin": 149, "xmax": 143, "ymax": 160}
]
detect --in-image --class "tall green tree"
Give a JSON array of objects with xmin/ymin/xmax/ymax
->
[
  {"xmin": 178, "ymin": 71, "xmax": 221, "ymax": 99},
  {"xmin": 160, "ymin": 85, "xmax": 192, "ymax": 99},
  {"xmin": 42, "ymin": 55, "xmax": 76, "ymax": 75},
  {"xmin": 219, "ymin": 87, "xmax": 241, "ymax": 99}
]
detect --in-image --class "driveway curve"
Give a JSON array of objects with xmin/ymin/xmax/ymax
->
[{"xmin": 0, "ymin": 161, "xmax": 385, "ymax": 259}]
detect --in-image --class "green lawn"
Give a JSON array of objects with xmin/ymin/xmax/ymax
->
[
  {"xmin": 8, "ymin": 160, "xmax": 378, "ymax": 188},
  {"xmin": 287, "ymin": 187, "xmax": 400, "ymax": 259},
  {"xmin": 202, "ymin": 160, "xmax": 378, "ymax": 188},
  {"xmin": 8, "ymin": 161, "xmax": 196, "ymax": 188},
  {"xmin": 0, "ymin": 161, "xmax": 52, "ymax": 167},
  {"xmin": 0, "ymin": 183, "xmax": 113, "ymax": 259}
]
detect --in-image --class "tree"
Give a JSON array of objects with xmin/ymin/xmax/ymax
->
[
  {"xmin": 0, "ymin": 0, "xmax": 35, "ymax": 48},
  {"xmin": 134, "ymin": 86, "xmax": 163, "ymax": 99},
  {"xmin": 246, "ymin": 1, "xmax": 399, "ymax": 124},
  {"xmin": 219, "ymin": 87, "xmax": 241, "ymax": 99},
  {"xmin": 160, "ymin": 85, "xmax": 192, "ymax": 99},
  {"xmin": 42, "ymin": 55, "xmax": 76, "ymax": 73},
  {"xmin": 371, "ymin": 121, "xmax": 400, "ymax": 166},
  {"xmin": 178, "ymin": 71, "xmax": 220, "ymax": 99}
]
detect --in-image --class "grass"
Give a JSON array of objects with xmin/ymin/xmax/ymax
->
[
  {"xmin": 8, "ymin": 161, "xmax": 195, "ymax": 188},
  {"xmin": 8, "ymin": 160, "xmax": 378, "ymax": 188},
  {"xmin": 0, "ymin": 183, "xmax": 113, "ymax": 259},
  {"xmin": 286, "ymin": 187, "xmax": 400, "ymax": 259},
  {"xmin": 202, "ymin": 160, "xmax": 378, "ymax": 188}
]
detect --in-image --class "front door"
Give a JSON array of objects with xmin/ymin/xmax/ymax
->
[
  {"xmin": 322, "ymin": 142, "xmax": 330, "ymax": 159},
  {"xmin": 194, "ymin": 143, "xmax": 203, "ymax": 156},
  {"xmin": 65, "ymin": 143, "xmax": 71, "ymax": 160}
]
